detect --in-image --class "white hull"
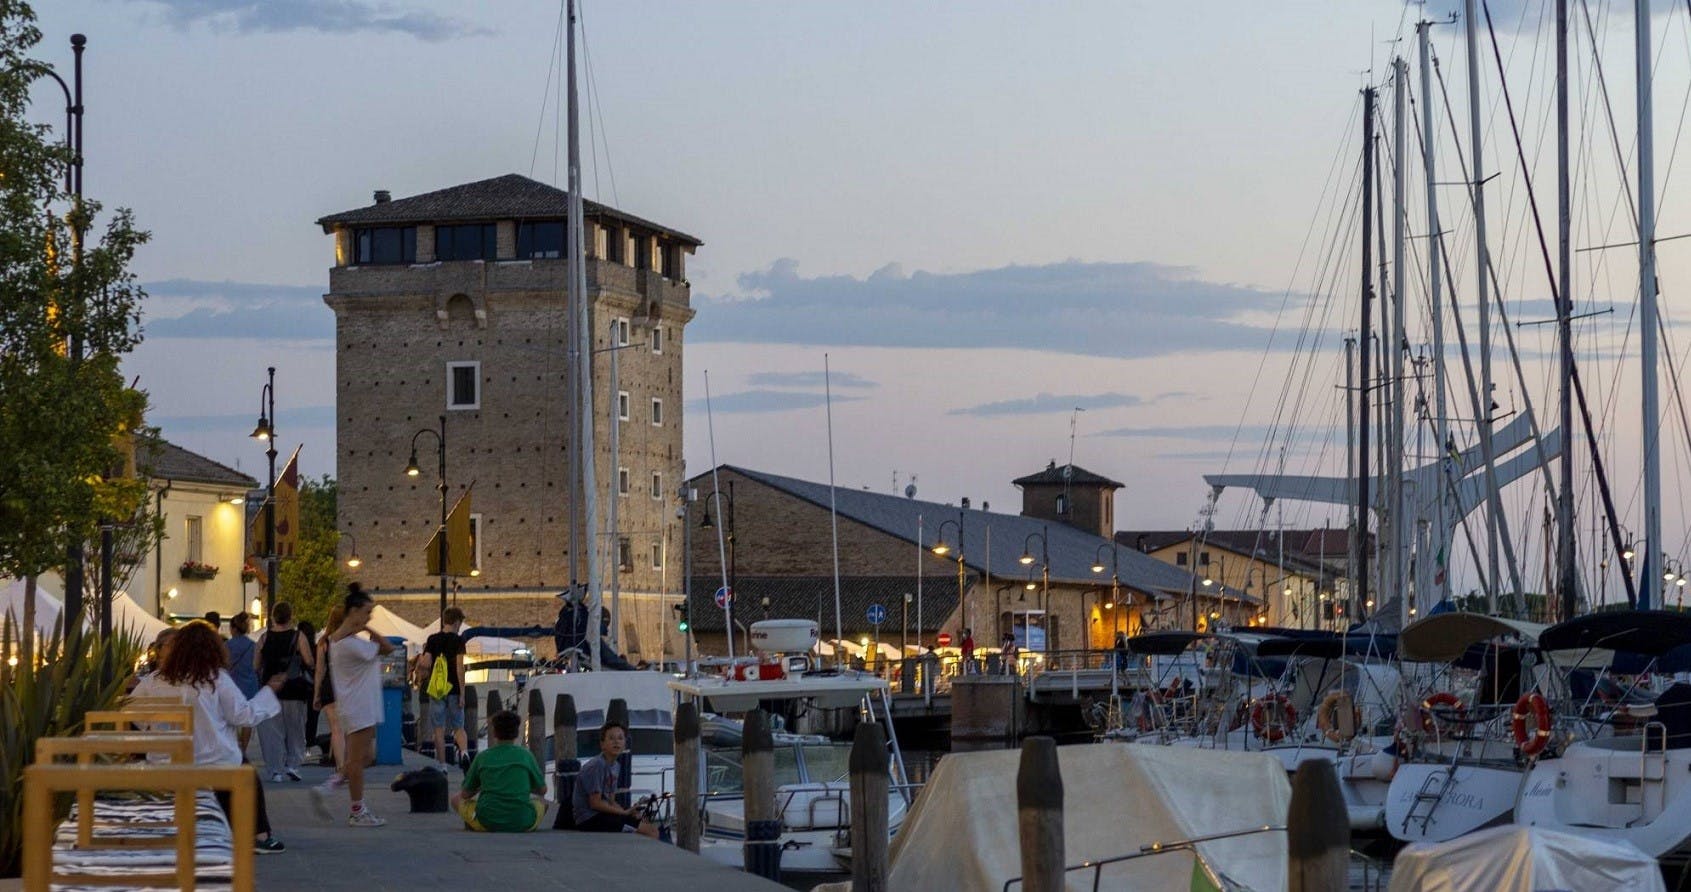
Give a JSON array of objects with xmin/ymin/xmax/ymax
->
[
  {"xmin": 1386, "ymin": 761, "xmax": 1525, "ymax": 843},
  {"xmin": 1149, "ymin": 733, "xmax": 1393, "ymax": 831},
  {"xmin": 1516, "ymin": 739, "xmax": 1691, "ymax": 862}
]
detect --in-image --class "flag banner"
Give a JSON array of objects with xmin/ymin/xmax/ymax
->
[
  {"xmin": 425, "ymin": 485, "xmax": 475, "ymax": 577},
  {"xmin": 273, "ymin": 446, "xmax": 302, "ymax": 559}
]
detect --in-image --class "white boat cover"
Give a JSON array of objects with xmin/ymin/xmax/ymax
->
[
  {"xmin": 1388, "ymin": 825, "xmax": 1665, "ymax": 892},
  {"xmin": 882, "ymin": 742, "xmax": 1290, "ymax": 891}
]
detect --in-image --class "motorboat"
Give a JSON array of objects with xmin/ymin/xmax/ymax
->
[
  {"xmin": 523, "ymin": 669, "xmax": 681, "ymax": 802},
  {"xmin": 1107, "ymin": 631, "xmax": 1269, "ymax": 744},
  {"xmin": 1384, "ymin": 613, "xmax": 1550, "ymax": 844},
  {"xmin": 1515, "ymin": 610, "xmax": 1691, "ymax": 864}
]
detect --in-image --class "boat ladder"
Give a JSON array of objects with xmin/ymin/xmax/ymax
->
[{"xmin": 1402, "ymin": 768, "xmax": 1454, "ymax": 835}]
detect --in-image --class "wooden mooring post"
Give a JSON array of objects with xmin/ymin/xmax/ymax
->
[
  {"xmin": 551, "ymin": 693, "xmax": 579, "ymax": 830},
  {"xmin": 849, "ymin": 720, "xmax": 889, "ymax": 891},
  {"xmin": 526, "ymin": 689, "xmax": 546, "ymax": 767},
  {"xmin": 673, "ymin": 701, "xmax": 702, "ymax": 853},
  {"xmin": 1287, "ymin": 759, "xmax": 1348, "ymax": 892},
  {"xmin": 742, "ymin": 708, "xmax": 781, "ymax": 880},
  {"xmin": 462, "ymin": 686, "xmax": 479, "ymax": 761},
  {"xmin": 486, "ymin": 689, "xmax": 503, "ymax": 720},
  {"xmin": 1016, "ymin": 736, "xmax": 1063, "ymax": 892},
  {"xmin": 607, "ymin": 697, "xmax": 631, "ymax": 808}
]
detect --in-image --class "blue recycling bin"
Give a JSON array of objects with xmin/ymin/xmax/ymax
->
[{"xmin": 376, "ymin": 637, "xmax": 408, "ymax": 765}]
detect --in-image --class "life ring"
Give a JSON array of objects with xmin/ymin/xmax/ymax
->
[
  {"xmin": 1249, "ymin": 694, "xmax": 1297, "ymax": 743},
  {"xmin": 1163, "ymin": 679, "xmax": 1186, "ymax": 701},
  {"xmin": 1419, "ymin": 691, "xmax": 1466, "ymax": 736},
  {"xmin": 1511, "ymin": 692, "xmax": 1553, "ymax": 757},
  {"xmin": 1315, "ymin": 690, "xmax": 1362, "ymax": 743}
]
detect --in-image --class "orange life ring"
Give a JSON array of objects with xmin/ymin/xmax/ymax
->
[
  {"xmin": 1511, "ymin": 692, "xmax": 1553, "ymax": 757},
  {"xmin": 1164, "ymin": 679, "xmax": 1186, "ymax": 701},
  {"xmin": 1419, "ymin": 691, "xmax": 1466, "ymax": 735},
  {"xmin": 1249, "ymin": 694, "xmax": 1297, "ymax": 742},
  {"xmin": 1315, "ymin": 690, "xmax": 1362, "ymax": 743}
]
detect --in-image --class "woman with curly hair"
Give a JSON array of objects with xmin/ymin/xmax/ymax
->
[{"xmin": 133, "ymin": 619, "xmax": 289, "ymax": 854}]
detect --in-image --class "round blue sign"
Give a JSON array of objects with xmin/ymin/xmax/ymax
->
[
  {"xmin": 866, "ymin": 603, "xmax": 886, "ymax": 624},
  {"xmin": 714, "ymin": 586, "xmax": 733, "ymax": 609}
]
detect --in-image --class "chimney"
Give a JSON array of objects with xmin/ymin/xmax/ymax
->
[
  {"xmin": 373, "ymin": 190, "xmax": 391, "ymax": 204},
  {"xmin": 960, "ymin": 497, "xmax": 970, "ymax": 510}
]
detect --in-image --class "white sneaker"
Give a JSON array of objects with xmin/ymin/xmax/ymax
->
[
  {"xmin": 269, "ymin": 772, "xmax": 285, "ymax": 783},
  {"xmin": 315, "ymin": 774, "xmax": 346, "ymax": 793},
  {"xmin": 347, "ymin": 809, "xmax": 386, "ymax": 828},
  {"xmin": 284, "ymin": 768, "xmax": 303, "ymax": 782}
]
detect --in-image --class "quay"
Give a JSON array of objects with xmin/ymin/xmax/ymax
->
[{"xmin": 256, "ymin": 750, "xmax": 784, "ymax": 892}]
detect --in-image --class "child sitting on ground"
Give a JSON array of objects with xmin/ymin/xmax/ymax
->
[{"xmin": 451, "ymin": 709, "xmax": 548, "ymax": 832}]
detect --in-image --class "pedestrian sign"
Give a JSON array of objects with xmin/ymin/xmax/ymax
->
[
  {"xmin": 866, "ymin": 603, "xmax": 886, "ymax": 625},
  {"xmin": 714, "ymin": 586, "xmax": 733, "ymax": 609}
]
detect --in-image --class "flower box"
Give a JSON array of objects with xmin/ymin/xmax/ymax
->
[{"xmin": 179, "ymin": 561, "xmax": 219, "ymax": 581}]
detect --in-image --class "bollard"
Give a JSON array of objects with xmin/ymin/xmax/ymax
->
[
  {"xmin": 417, "ymin": 688, "xmax": 434, "ymax": 759},
  {"xmin": 486, "ymin": 689, "xmax": 503, "ymax": 720},
  {"xmin": 552, "ymin": 693, "xmax": 580, "ymax": 830},
  {"xmin": 742, "ymin": 708, "xmax": 782, "ymax": 881},
  {"xmin": 526, "ymin": 689, "xmax": 546, "ymax": 768},
  {"xmin": 674, "ymin": 701, "xmax": 702, "ymax": 853},
  {"xmin": 607, "ymin": 698, "xmax": 632, "ymax": 808},
  {"xmin": 1287, "ymin": 759, "xmax": 1349, "ymax": 892},
  {"xmin": 462, "ymin": 686, "xmax": 479, "ymax": 762},
  {"xmin": 849, "ymin": 721, "xmax": 890, "ymax": 892},
  {"xmin": 1016, "ymin": 736, "xmax": 1063, "ymax": 892}
]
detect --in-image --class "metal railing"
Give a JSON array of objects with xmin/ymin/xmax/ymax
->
[{"xmin": 1000, "ymin": 824, "xmax": 1283, "ymax": 891}]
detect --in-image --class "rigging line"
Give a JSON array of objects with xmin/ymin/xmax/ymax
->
[
  {"xmin": 528, "ymin": 0, "xmax": 567, "ymax": 179},
  {"xmin": 577, "ymin": 1, "xmax": 603, "ymax": 202},
  {"xmin": 578, "ymin": 2, "xmax": 620, "ymax": 208}
]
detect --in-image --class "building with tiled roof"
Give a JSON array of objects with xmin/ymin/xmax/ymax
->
[
  {"xmin": 127, "ymin": 438, "xmax": 259, "ymax": 624},
  {"xmin": 1115, "ymin": 527, "xmax": 1365, "ymax": 629}
]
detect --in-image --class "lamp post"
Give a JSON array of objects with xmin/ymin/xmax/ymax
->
[
  {"xmin": 678, "ymin": 483, "xmax": 695, "ymax": 675},
  {"xmin": 699, "ymin": 481, "xmax": 736, "ymax": 650},
  {"xmin": 1093, "ymin": 541, "xmax": 1122, "ymax": 643},
  {"xmin": 931, "ymin": 516, "xmax": 965, "ymax": 640},
  {"xmin": 249, "ymin": 367, "xmax": 278, "ymax": 616},
  {"xmin": 343, "ymin": 532, "xmax": 362, "ymax": 569},
  {"xmin": 405, "ymin": 415, "xmax": 449, "ymax": 623},
  {"xmin": 1020, "ymin": 527, "xmax": 1049, "ymax": 652}
]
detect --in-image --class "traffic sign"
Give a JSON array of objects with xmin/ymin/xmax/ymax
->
[
  {"xmin": 866, "ymin": 603, "xmax": 886, "ymax": 625},
  {"xmin": 937, "ymin": 632, "xmax": 953, "ymax": 647},
  {"xmin": 714, "ymin": 586, "xmax": 733, "ymax": 609}
]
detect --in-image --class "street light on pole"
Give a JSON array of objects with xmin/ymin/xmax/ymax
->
[
  {"xmin": 1093, "ymin": 541, "xmax": 1121, "ymax": 640},
  {"xmin": 1020, "ymin": 527, "xmax": 1049, "ymax": 652},
  {"xmin": 249, "ymin": 367, "xmax": 278, "ymax": 616},
  {"xmin": 405, "ymin": 415, "xmax": 449, "ymax": 623},
  {"xmin": 931, "ymin": 516, "xmax": 966, "ymax": 644}
]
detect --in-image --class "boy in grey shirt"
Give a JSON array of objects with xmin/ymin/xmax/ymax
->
[{"xmin": 571, "ymin": 720, "xmax": 657, "ymax": 837}]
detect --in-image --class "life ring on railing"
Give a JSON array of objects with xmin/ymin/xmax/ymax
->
[
  {"xmin": 1163, "ymin": 679, "xmax": 1186, "ymax": 701},
  {"xmin": 1249, "ymin": 694, "xmax": 1296, "ymax": 743},
  {"xmin": 1511, "ymin": 692, "xmax": 1553, "ymax": 757},
  {"xmin": 1315, "ymin": 690, "xmax": 1362, "ymax": 743},
  {"xmin": 1418, "ymin": 691, "xmax": 1466, "ymax": 735}
]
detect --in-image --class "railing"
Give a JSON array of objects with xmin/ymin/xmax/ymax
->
[
  {"xmin": 999, "ymin": 824, "xmax": 1283, "ymax": 891},
  {"xmin": 695, "ymin": 780, "xmax": 926, "ymax": 837}
]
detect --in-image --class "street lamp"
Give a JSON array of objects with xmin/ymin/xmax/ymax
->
[
  {"xmin": 1093, "ymin": 542, "xmax": 1122, "ymax": 639},
  {"xmin": 932, "ymin": 515, "xmax": 967, "ymax": 637},
  {"xmin": 1022, "ymin": 527, "xmax": 1049, "ymax": 652},
  {"xmin": 405, "ymin": 415, "xmax": 449, "ymax": 623},
  {"xmin": 249, "ymin": 367, "xmax": 278, "ymax": 615},
  {"xmin": 700, "ymin": 481, "xmax": 736, "ymax": 636},
  {"xmin": 343, "ymin": 532, "xmax": 362, "ymax": 569}
]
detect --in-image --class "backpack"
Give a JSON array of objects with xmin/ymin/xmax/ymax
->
[{"xmin": 426, "ymin": 652, "xmax": 452, "ymax": 700}]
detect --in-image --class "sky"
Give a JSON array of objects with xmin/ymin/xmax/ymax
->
[{"xmin": 28, "ymin": 0, "xmax": 1691, "ymax": 602}]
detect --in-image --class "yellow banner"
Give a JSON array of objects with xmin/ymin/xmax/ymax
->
[
  {"xmin": 273, "ymin": 447, "xmax": 301, "ymax": 558},
  {"xmin": 425, "ymin": 486, "xmax": 475, "ymax": 577}
]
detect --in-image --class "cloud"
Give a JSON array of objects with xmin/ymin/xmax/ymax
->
[
  {"xmin": 745, "ymin": 370, "xmax": 878, "ymax": 390},
  {"xmin": 142, "ymin": 279, "xmax": 333, "ymax": 341},
  {"xmin": 949, "ymin": 392, "xmax": 1144, "ymax": 417},
  {"xmin": 687, "ymin": 390, "xmax": 865, "ymax": 414},
  {"xmin": 692, "ymin": 259, "xmax": 1299, "ymax": 358},
  {"xmin": 1095, "ymin": 424, "xmax": 1273, "ymax": 441},
  {"xmin": 127, "ymin": 0, "xmax": 492, "ymax": 41},
  {"xmin": 152, "ymin": 405, "xmax": 337, "ymax": 434}
]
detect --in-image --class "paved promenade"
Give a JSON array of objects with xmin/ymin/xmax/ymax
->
[{"xmin": 256, "ymin": 750, "xmax": 786, "ymax": 892}]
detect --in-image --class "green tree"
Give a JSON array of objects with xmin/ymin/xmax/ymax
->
[
  {"xmin": 0, "ymin": 3, "xmax": 150, "ymax": 659},
  {"xmin": 279, "ymin": 475, "xmax": 342, "ymax": 626}
]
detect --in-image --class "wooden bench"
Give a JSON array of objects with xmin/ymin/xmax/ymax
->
[{"xmin": 22, "ymin": 699, "xmax": 256, "ymax": 892}]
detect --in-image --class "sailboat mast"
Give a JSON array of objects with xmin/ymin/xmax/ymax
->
[
  {"xmin": 1636, "ymin": 0, "xmax": 1662, "ymax": 611},
  {"xmin": 1465, "ymin": 0, "xmax": 1504, "ymax": 614},
  {"xmin": 567, "ymin": 0, "xmax": 602, "ymax": 669},
  {"xmin": 1357, "ymin": 86, "xmax": 1376, "ymax": 620},
  {"xmin": 1391, "ymin": 56, "xmax": 1409, "ymax": 623},
  {"xmin": 1556, "ymin": 0, "xmax": 1577, "ymax": 620},
  {"xmin": 1420, "ymin": 21, "xmax": 1450, "ymax": 609},
  {"xmin": 1346, "ymin": 334, "xmax": 1358, "ymax": 620}
]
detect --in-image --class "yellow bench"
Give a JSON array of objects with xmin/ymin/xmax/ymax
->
[{"xmin": 36, "ymin": 733, "xmax": 195, "ymax": 851}]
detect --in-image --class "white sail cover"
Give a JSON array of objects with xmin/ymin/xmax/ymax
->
[
  {"xmin": 1388, "ymin": 825, "xmax": 1664, "ymax": 892},
  {"xmin": 883, "ymin": 742, "xmax": 1290, "ymax": 891}
]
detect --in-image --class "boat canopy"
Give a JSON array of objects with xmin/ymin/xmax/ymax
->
[
  {"xmin": 1255, "ymin": 633, "xmax": 1396, "ymax": 660},
  {"xmin": 1398, "ymin": 613, "xmax": 1546, "ymax": 662},
  {"xmin": 668, "ymin": 672, "xmax": 889, "ymax": 713},
  {"xmin": 1124, "ymin": 631, "xmax": 1217, "ymax": 656},
  {"xmin": 1538, "ymin": 610, "xmax": 1691, "ymax": 657}
]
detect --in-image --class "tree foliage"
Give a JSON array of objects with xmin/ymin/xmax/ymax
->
[
  {"xmin": 0, "ymin": 1, "xmax": 151, "ymax": 585},
  {"xmin": 279, "ymin": 475, "xmax": 342, "ymax": 626}
]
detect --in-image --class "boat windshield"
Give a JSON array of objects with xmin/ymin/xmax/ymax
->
[
  {"xmin": 575, "ymin": 727, "xmax": 674, "ymax": 756},
  {"xmin": 800, "ymin": 743, "xmax": 852, "ymax": 784},
  {"xmin": 703, "ymin": 745, "xmax": 803, "ymax": 795}
]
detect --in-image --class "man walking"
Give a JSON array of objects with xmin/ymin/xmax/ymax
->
[
  {"xmin": 320, "ymin": 584, "xmax": 395, "ymax": 827},
  {"xmin": 419, "ymin": 606, "xmax": 469, "ymax": 772}
]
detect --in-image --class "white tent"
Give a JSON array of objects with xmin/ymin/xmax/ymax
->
[
  {"xmin": 109, "ymin": 592, "xmax": 171, "ymax": 641},
  {"xmin": 882, "ymin": 743, "xmax": 1290, "ymax": 891},
  {"xmin": 419, "ymin": 618, "xmax": 527, "ymax": 656},
  {"xmin": 0, "ymin": 577, "xmax": 65, "ymax": 640},
  {"xmin": 367, "ymin": 605, "xmax": 428, "ymax": 646},
  {"xmin": 1388, "ymin": 825, "xmax": 1664, "ymax": 892}
]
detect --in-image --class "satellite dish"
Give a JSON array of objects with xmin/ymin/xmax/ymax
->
[{"xmin": 904, "ymin": 483, "xmax": 917, "ymax": 499}]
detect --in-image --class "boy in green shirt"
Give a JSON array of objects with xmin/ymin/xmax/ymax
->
[{"xmin": 452, "ymin": 709, "xmax": 548, "ymax": 832}]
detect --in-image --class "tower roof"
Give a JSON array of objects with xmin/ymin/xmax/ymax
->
[
  {"xmin": 1011, "ymin": 461, "xmax": 1123, "ymax": 489},
  {"xmin": 316, "ymin": 173, "xmax": 702, "ymax": 246}
]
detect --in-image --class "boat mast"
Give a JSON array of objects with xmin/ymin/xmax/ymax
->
[
  {"xmin": 1391, "ymin": 56, "xmax": 1409, "ymax": 624},
  {"xmin": 1556, "ymin": 0, "xmax": 1577, "ymax": 620},
  {"xmin": 1465, "ymin": 0, "xmax": 1507, "ymax": 614},
  {"xmin": 567, "ymin": 0, "xmax": 602, "ymax": 669},
  {"xmin": 1357, "ymin": 86, "xmax": 1376, "ymax": 622},
  {"xmin": 1419, "ymin": 20, "xmax": 1450, "ymax": 609},
  {"xmin": 1636, "ymin": 0, "xmax": 1661, "ymax": 611},
  {"xmin": 1346, "ymin": 334, "xmax": 1358, "ymax": 621}
]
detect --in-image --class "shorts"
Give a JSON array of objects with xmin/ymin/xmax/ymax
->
[
  {"xmin": 429, "ymin": 693, "xmax": 464, "ymax": 732},
  {"xmin": 575, "ymin": 811, "xmax": 641, "ymax": 833},
  {"xmin": 456, "ymin": 797, "xmax": 546, "ymax": 833}
]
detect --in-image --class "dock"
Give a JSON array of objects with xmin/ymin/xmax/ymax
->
[{"xmin": 256, "ymin": 750, "xmax": 785, "ymax": 892}]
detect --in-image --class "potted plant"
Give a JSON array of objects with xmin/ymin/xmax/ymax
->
[{"xmin": 179, "ymin": 560, "xmax": 219, "ymax": 581}]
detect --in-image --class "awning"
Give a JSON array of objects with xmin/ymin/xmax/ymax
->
[
  {"xmin": 1398, "ymin": 613, "xmax": 1546, "ymax": 662},
  {"xmin": 1538, "ymin": 610, "xmax": 1691, "ymax": 657}
]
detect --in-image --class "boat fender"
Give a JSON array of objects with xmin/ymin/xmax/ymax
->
[
  {"xmin": 1315, "ymin": 690, "xmax": 1361, "ymax": 744},
  {"xmin": 1511, "ymin": 691, "xmax": 1553, "ymax": 757}
]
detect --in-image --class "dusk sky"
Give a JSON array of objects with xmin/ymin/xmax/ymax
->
[{"xmin": 30, "ymin": 1, "xmax": 1691, "ymax": 597}]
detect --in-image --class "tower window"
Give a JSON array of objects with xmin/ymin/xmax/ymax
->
[
  {"xmin": 651, "ymin": 326, "xmax": 664, "ymax": 354},
  {"xmin": 651, "ymin": 472, "xmax": 662, "ymax": 500},
  {"xmin": 1055, "ymin": 494, "xmax": 1069, "ymax": 516},
  {"xmin": 651, "ymin": 541, "xmax": 663, "ymax": 570},
  {"xmin": 651, "ymin": 398, "xmax": 663, "ymax": 427},
  {"xmin": 617, "ymin": 537, "xmax": 632, "ymax": 571},
  {"xmin": 616, "ymin": 318, "xmax": 631, "ymax": 347},
  {"xmin": 617, "ymin": 391, "xmax": 630, "ymax": 421},
  {"xmin": 355, "ymin": 226, "xmax": 417, "ymax": 265},
  {"xmin": 516, "ymin": 220, "xmax": 564, "ymax": 259},
  {"xmin": 618, "ymin": 467, "xmax": 630, "ymax": 496},
  {"xmin": 447, "ymin": 361, "xmax": 480, "ymax": 410},
  {"xmin": 435, "ymin": 223, "xmax": 498, "ymax": 262}
]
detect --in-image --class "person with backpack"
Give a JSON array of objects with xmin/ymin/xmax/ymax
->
[
  {"xmin": 419, "ymin": 606, "xmax": 469, "ymax": 772},
  {"xmin": 254, "ymin": 601, "xmax": 315, "ymax": 782}
]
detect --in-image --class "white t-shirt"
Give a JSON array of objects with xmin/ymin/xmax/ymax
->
[
  {"xmin": 132, "ymin": 670, "xmax": 280, "ymax": 766},
  {"xmin": 331, "ymin": 634, "xmax": 384, "ymax": 732}
]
